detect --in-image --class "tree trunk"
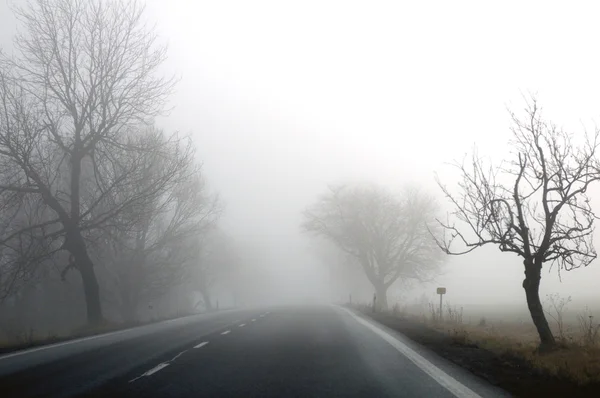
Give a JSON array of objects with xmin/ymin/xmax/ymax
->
[
  {"xmin": 374, "ymin": 284, "xmax": 388, "ymax": 311},
  {"xmin": 67, "ymin": 231, "xmax": 103, "ymax": 325},
  {"xmin": 523, "ymin": 261, "xmax": 555, "ymax": 349},
  {"xmin": 201, "ymin": 289, "xmax": 213, "ymax": 312},
  {"xmin": 78, "ymin": 255, "xmax": 103, "ymax": 325}
]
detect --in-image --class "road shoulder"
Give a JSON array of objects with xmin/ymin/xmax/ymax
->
[{"xmin": 357, "ymin": 309, "xmax": 600, "ymax": 398}]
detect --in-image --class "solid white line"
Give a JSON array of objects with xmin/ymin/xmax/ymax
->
[
  {"xmin": 251, "ymin": 319, "xmax": 256, "ymax": 322},
  {"xmin": 194, "ymin": 341, "xmax": 209, "ymax": 349},
  {"xmin": 129, "ymin": 363, "xmax": 169, "ymax": 382},
  {"xmin": 342, "ymin": 308, "xmax": 482, "ymax": 398},
  {"xmin": 0, "ymin": 328, "xmax": 131, "ymax": 361},
  {"xmin": 239, "ymin": 323, "xmax": 246, "ymax": 327},
  {"xmin": 221, "ymin": 330, "xmax": 230, "ymax": 335}
]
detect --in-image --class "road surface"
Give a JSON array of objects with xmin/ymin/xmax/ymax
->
[{"xmin": 0, "ymin": 306, "xmax": 510, "ymax": 397}]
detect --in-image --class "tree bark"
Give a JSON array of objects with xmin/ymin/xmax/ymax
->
[
  {"xmin": 78, "ymin": 257, "xmax": 103, "ymax": 324},
  {"xmin": 523, "ymin": 260, "xmax": 555, "ymax": 349},
  {"xmin": 374, "ymin": 283, "xmax": 388, "ymax": 311},
  {"xmin": 67, "ymin": 231, "xmax": 103, "ymax": 325}
]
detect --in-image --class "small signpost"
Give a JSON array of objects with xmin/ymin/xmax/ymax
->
[{"xmin": 437, "ymin": 287, "xmax": 446, "ymax": 321}]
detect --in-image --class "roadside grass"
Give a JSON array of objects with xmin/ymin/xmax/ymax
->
[
  {"xmin": 353, "ymin": 300, "xmax": 600, "ymax": 387},
  {"xmin": 440, "ymin": 321, "xmax": 600, "ymax": 385}
]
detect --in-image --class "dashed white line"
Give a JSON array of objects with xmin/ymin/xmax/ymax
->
[
  {"xmin": 259, "ymin": 314, "xmax": 265, "ymax": 318},
  {"xmin": 170, "ymin": 350, "xmax": 187, "ymax": 362},
  {"xmin": 239, "ymin": 323, "xmax": 246, "ymax": 327},
  {"xmin": 221, "ymin": 330, "xmax": 231, "ymax": 335},
  {"xmin": 129, "ymin": 349, "xmax": 188, "ymax": 382},
  {"xmin": 129, "ymin": 363, "xmax": 170, "ymax": 382},
  {"xmin": 251, "ymin": 318, "xmax": 256, "ymax": 322},
  {"xmin": 144, "ymin": 363, "xmax": 169, "ymax": 376},
  {"xmin": 194, "ymin": 341, "xmax": 209, "ymax": 349}
]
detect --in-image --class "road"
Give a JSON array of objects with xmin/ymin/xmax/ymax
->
[{"xmin": 0, "ymin": 306, "xmax": 510, "ymax": 397}]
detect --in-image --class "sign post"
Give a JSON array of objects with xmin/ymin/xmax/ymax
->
[{"xmin": 436, "ymin": 287, "xmax": 446, "ymax": 321}]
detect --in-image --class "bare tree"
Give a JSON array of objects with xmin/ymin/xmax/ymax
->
[
  {"xmin": 97, "ymin": 146, "xmax": 222, "ymax": 321},
  {"xmin": 303, "ymin": 184, "xmax": 444, "ymax": 310},
  {"xmin": 0, "ymin": 0, "xmax": 176, "ymax": 324},
  {"xmin": 436, "ymin": 98, "xmax": 600, "ymax": 349},
  {"xmin": 189, "ymin": 230, "xmax": 239, "ymax": 312}
]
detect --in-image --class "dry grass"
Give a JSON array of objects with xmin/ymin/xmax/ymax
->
[{"xmin": 421, "ymin": 311, "xmax": 600, "ymax": 386}]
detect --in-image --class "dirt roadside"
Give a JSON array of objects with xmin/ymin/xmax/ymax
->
[
  {"xmin": 363, "ymin": 311, "xmax": 600, "ymax": 398},
  {"xmin": 0, "ymin": 310, "xmax": 217, "ymax": 357}
]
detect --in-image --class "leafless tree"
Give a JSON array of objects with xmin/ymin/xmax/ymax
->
[
  {"xmin": 303, "ymin": 184, "xmax": 444, "ymax": 310},
  {"xmin": 189, "ymin": 230, "xmax": 239, "ymax": 312},
  {"xmin": 0, "ymin": 0, "xmax": 176, "ymax": 324},
  {"xmin": 97, "ymin": 145, "xmax": 222, "ymax": 321},
  {"xmin": 436, "ymin": 98, "xmax": 600, "ymax": 349}
]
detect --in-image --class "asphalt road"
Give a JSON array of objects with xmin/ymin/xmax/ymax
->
[{"xmin": 0, "ymin": 306, "xmax": 510, "ymax": 397}]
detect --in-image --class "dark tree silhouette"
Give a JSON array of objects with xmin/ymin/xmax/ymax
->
[{"xmin": 436, "ymin": 98, "xmax": 600, "ymax": 349}]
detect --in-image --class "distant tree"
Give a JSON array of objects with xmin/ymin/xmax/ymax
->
[
  {"xmin": 303, "ymin": 184, "xmax": 444, "ymax": 310},
  {"xmin": 0, "ymin": 0, "xmax": 176, "ymax": 324},
  {"xmin": 436, "ymin": 98, "xmax": 600, "ymax": 349},
  {"xmin": 93, "ymin": 131, "xmax": 221, "ymax": 322},
  {"xmin": 190, "ymin": 230, "xmax": 239, "ymax": 312}
]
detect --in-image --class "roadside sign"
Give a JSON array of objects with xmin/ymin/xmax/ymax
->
[{"xmin": 436, "ymin": 287, "xmax": 446, "ymax": 321}]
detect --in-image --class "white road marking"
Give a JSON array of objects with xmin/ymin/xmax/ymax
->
[
  {"xmin": 170, "ymin": 350, "xmax": 187, "ymax": 362},
  {"xmin": 129, "ymin": 349, "xmax": 188, "ymax": 382},
  {"xmin": 259, "ymin": 314, "xmax": 265, "ymax": 317},
  {"xmin": 342, "ymin": 308, "xmax": 482, "ymax": 398},
  {"xmin": 144, "ymin": 363, "xmax": 170, "ymax": 376},
  {"xmin": 239, "ymin": 323, "xmax": 246, "ymax": 327},
  {"xmin": 0, "ymin": 328, "xmax": 131, "ymax": 361},
  {"xmin": 194, "ymin": 341, "xmax": 209, "ymax": 349},
  {"xmin": 221, "ymin": 330, "xmax": 231, "ymax": 335},
  {"xmin": 129, "ymin": 363, "xmax": 170, "ymax": 382},
  {"xmin": 251, "ymin": 318, "xmax": 256, "ymax": 322}
]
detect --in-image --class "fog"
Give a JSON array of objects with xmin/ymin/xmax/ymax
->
[
  {"xmin": 1, "ymin": 0, "xmax": 600, "ymax": 342},
  {"xmin": 141, "ymin": 0, "xmax": 600, "ymax": 308}
]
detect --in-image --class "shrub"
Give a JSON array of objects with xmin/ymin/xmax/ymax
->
[{"xmin": 578, "ymin": 307, "xmax": 600, "ymax": 347}]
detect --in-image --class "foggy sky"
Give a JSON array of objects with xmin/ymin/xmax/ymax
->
[{"xmin": 2, "ymin": 0, "xmax": 600, "ymax": 310}]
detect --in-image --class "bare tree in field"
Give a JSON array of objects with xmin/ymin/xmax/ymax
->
[
  {"xmin": 303, "ymin": 184, "xmax": 444, "ymax": 310},
  {"xmin": 436, "ymin": 99, "xmax": 600, "ymax": 349},
  {"xmin": 0, "ymin": 0, "xmax": 176, "ymax": 324}
]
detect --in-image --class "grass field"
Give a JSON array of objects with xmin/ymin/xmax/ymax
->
[{"xmin": 390, "ymin": 300, "xmax": 600, "ymax": 387}]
